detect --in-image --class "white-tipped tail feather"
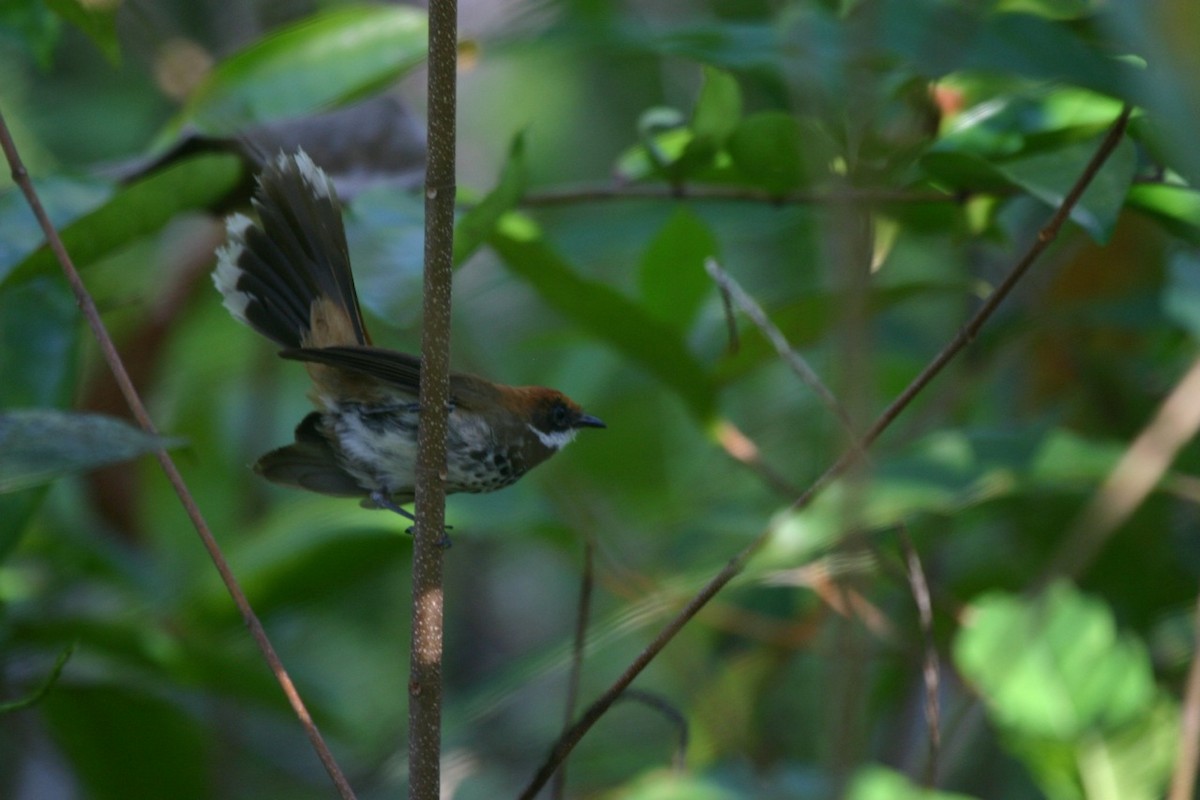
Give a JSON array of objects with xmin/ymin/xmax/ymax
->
[
  {"xmin": 288, "ymin": 149, "xmax": 336, "ymax": 200},
  {"xmin": 212, "ymin": 213, "xmax": 254, "ymax": 326}
]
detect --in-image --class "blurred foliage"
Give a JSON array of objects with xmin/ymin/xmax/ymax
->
[{"xmin": 1, "ymin": 0, "xmax": 1199, "ymax": 799}]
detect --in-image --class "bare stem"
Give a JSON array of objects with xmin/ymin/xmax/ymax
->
[
  {"xmin": 0, "ymin": 110, "xmax": 356, "ymax": 799},
  {"xmin": 899, "ymin": 526, "xmax": 940, "ymax": 786},
  {"xmin": 408, "ymin": 0, "xmax": 457, "ymax": 797},
  {"xmin": 517, "ymin": 105, "xmax": 1134, "ymax": 800},
  {"xmin": 706, "ymin": 257, "xmax": 853, "ymax": 435}
]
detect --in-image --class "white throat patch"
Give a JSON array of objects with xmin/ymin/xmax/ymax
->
[{"xmin": 527, "ymin": 425, "xmax": 578, "ymax": 451}]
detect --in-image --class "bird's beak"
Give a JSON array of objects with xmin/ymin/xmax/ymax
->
[{"xmin": 577, "ymin": 414, "xmax": 606, "ymax": 429}]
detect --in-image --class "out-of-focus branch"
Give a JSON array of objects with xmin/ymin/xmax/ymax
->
[
  {"xmin": 517, "ymin": 105, "xmax": 1134, "ymax": 799},
  {"xmin": 0, "ymin": 108, "xmax": 357, "ymax": 800},
  {"xmin": 1042, "ymin": 356, "xmax": 1200, "ymax": 583}
]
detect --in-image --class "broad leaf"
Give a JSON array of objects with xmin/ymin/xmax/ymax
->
[
  {"xmin": 42, "ymin": 684, "xmax": 211, "ymax": 800},
  {"xmin": 848, "ymin": 766, "xmax": 980, "ymax": 800},
  {"xmin": 637, "ymin": 207, "xmax": 717, "ymax": 330},
  {"xmin": 0, "ymin": 0, "xmax": 61, "ymax": 67},
  {"xmin": 1128, "ymin": 183, "xmax": 1200, "ymax": 245},
  {"xmin": 454, "ymin": 133, "xmax": 528, "ymax": 267},
  {"xmin": 43, "ymin": 0, "xmax": 118, "ymax": 64},
  {"xmin": 3, "ymin": 154, "xmax": 243, "ymax": 288},
  {"xmin": 0, "ymin": 278, "xmax": 79, "ymax": 559},
  {"xmin": 955, "ymin": 582, "xmax": 1156, "ymax": 740},
  {"xmin": 0, "ymin": 410, "xmax": 179, "ymax": 494},
  {"xmin": 991, "ymin": 136, "xmax": 1136, "ymax": 243},
  {"xmin": 166, "ymin": 5, "xmax": 427, "ymax": 136},
  {"xmin": 727, "ymin": 112, "xmax": 808, "ymax": 194}
]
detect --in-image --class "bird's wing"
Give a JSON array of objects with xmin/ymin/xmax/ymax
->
[{"xmin": 281, "ymin": 346, "xmax": 422, "ymax": 394}]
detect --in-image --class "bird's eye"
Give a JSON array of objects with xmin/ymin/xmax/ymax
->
[{"xmin": 550, "ymin": 402, "xmax": 570, "ymax": 429}]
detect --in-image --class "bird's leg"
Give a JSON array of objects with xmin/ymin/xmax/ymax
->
[
  {"xmin": 369, "ymin": 489, "xmax": 415, "ymax": 520},
  {"xmin": 369, "ymin": 490, "xmax": 453, "ymax": 549}
]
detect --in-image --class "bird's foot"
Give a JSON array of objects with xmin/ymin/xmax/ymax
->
[{"xmin": 369, "ymin": 491, "xmax": 453, "ymax": 549}]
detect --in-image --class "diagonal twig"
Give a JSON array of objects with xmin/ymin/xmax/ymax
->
[
  {"xmin": 0, "ymin": 113, "xmax": 357, "ymax": 798},
  {"xmin": 707, "ymin": 257, "xmax": 941, "ymax": 782},
  {"xmin": 517, "ymin": 105, "xmax": 1134, "ymax": 799},
  {"xmin": 705, "ymin": 257, "xmax": 855, "ymax": 435},
  {"xmin": 1040, "ymin": 356, "xmax": 1200, "ymax": 584}
]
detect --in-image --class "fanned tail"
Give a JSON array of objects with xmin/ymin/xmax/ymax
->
[{"xmin": 213, "ymin": 150, "xmax": 370, "ymax": 349}]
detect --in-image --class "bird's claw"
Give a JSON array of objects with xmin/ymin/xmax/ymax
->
[{"xmin": 370, "ymin": 491, "xmax": 453, "ymax": 548}]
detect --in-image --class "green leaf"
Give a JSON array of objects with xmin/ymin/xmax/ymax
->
[
  {"xmin": 0, "ymin": 279, "xmax": 78, "ymax": 409},
  {"xmin": 620, "ymin": 126, "xmax": 694, "ymax": 183},
  {"xmin": 42, "ymin": 684, "xmax": 211, "ymax": 800},
  {"xmin": 0, "ymin": 176, "xmax": 112, "ymax": 282},
  {"xmin": 934, "ymin": 85, "xmax": 1128, "ymax": 159},
  {"xmin": 166, "ymin": 5, "xmax": 428, "ymax": 137},
  {"xmin": 1027, "ymin": 429, "xmax": 1123, "ymax": 484},
  {"xmin": 191, "ymin": 508, "xmax": 410, "ymax": 621},
  {"xmin": 691, "ymin": 65, "xmax": 742, "ymax": 146},
  {"xmin": 1127, "ymin": 183, "xmax": 1200, "ymax": 245},
  {"xmin": 848, "ymin": 766, "xmax": 981, "ymax": 800},
  {"xmin": 0, "ymin": 0, "xmax": 61, "ymax": 67},
  {"xmin": 677, "ymin": 66, "xmax": 742, "ymax": 178},
  {"xmin": 489, "ymin": 216, "xmax": 717, "ymax": 422},
  {"xmin": 0, "ymin": 278, "xmax": 79, "ymax": 560},
  {"xmin": 2, "ymin": 154, "xmax": 243, "ymax": 288},
  {"xmin": 919, "ymin": 151, "xmax": 1012, "ymax": 193},
  {"xmin": 727, "ymin": 112, "xmax": 807, "ymax": 194},
  {"xmin": 648, "ymin": 21, "xmax": 782, "ymax": 70},
  {"xmin": 993, "ymin": 136, "xmax": 1136, "ymax": 243},
  {"xmin": 0, "ymin": 410, "xmax": 180, "ymax": 494},
  {"xmin": 954, "ymin": 582, "xmax": 1157, "ymax": 740},
  {"xmin": 615, "ymin": 771, "xmax": 740, "ymax": 800},
  {"xmin": 637, "ymin": 207, "xmax": 718, "ymax": 329},
  {"xmin": 992, "ymin": 0, "xmax": 1096, "ymax": 20},
  {"xmin": 43, "ymin": 0, "xmax": 119, "ymax": 64},
  {"xmin": 883, "ymin": 0, "xmax": 1140, "ymax": 103},
  {"xmin": 454, "ymin": 133, "xmax": 528, "ymax": 267}
]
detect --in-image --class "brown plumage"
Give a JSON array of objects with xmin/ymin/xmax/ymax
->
[{"xmin": 213, "ymin": 151, "xmax": 603, "ymax": 520}]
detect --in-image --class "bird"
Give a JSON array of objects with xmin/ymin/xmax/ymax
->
[{"xmin": 213, "ymin": 150, "xmax": 604, "ymax": 529}]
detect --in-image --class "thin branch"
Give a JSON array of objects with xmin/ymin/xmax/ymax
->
[
  {"xmin": 0, "ymin": 644, "xmax": 74, "ymax": 714},
  {"xmin": 713, "ymin": 275, "xmax": 741, "ymax": 354},
  {"xmin": 899, "ymin": 527, "xmax": 940, "ymax": 787},
  {"xmin": 617, "ymin": 689, "xmax": 690, "ymax": 771},
  {"xmin": 714, "ymin": 419, "xmax": 802, "ymax": 497},
  {"xmin": 551, "ymin": 539, "xmax": 595, "ymax": 800},
  {"xmin": 797, "ymin": 105, "xmax": 1135, "ymax": 508},
  {"xmin": 516, "ymin": 105, "xmax": 1134, "ymax": 800},
  {"xmin": 1040, "ymin": 355, "xmax": 1200, "ymax": 584},
  {"xmin": 706, "ymin": 257, "xmax": 853, "ymax": 434},
  {"xmin": 408, "ymin": 0, "xmax": 458, "ymax": 798},
  {"xmin": 1169, "ymin": 590, "xmax": 1200, "ymax": 800},
  {"xmin": 0, "ymin": 113, "xmax": 357, "ymax": 798}
]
